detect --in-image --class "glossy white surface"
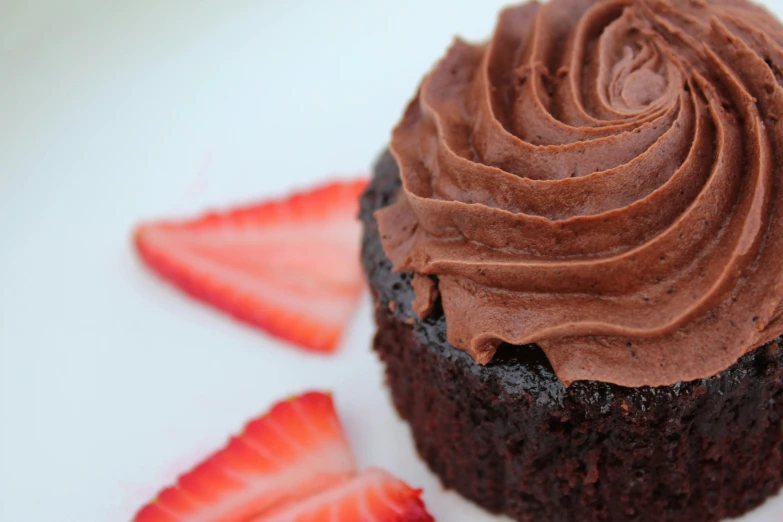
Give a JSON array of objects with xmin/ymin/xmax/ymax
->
[{"xmin": 1, "ymin": 1, "xmax": 783, "ymax": 520}]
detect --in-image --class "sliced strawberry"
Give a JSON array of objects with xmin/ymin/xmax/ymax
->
[
  {"xmin": 134, "ymin": 178, "xmax": 368, "ymax": 353},
  {"xmin": 133, "ymin": 391, "xmax": 356, "ymax": 522},
  {"xmin": 252, "ymin": 468, "xmax": 435, "ymax": 522}
]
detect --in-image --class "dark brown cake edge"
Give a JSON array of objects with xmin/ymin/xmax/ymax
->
[{"xmin": 361, "ymin": 150, "xmax": 783, "ymax": 522}]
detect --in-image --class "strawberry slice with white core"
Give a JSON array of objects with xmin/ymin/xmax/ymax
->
[
  {"xmin": 133, "ymin": 392, "xmax": 356, "ymax": 522},
  {"xmin": 252, "ymin": 468, "xmax": 435, "ymax": 522},
  {"xmin": 134, "ymin": 178, "xmax": 368, "ymax": 353}
]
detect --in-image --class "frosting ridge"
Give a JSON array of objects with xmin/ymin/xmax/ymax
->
[{"xmin": 376, "ymin": 0, "xmax": 783, "ymax": 387}]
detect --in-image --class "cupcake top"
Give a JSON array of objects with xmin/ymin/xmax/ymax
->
[{"xmin": 377, "ymin": 0, "xmax": 783, "ymax": 387}]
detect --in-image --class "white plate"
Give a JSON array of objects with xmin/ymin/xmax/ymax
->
[{"xmin": 2, "ymin": 1, "xmax": 783, "ymax": 521}]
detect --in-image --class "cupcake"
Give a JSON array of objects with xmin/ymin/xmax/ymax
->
[{"xmin": 360, "ymin": 0, "xmax": 783, "ymax": 521}]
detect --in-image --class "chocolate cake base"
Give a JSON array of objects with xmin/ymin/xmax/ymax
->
[{"xmin": 361, "ymin": 150, "xmax": 783, "ymax": 522}]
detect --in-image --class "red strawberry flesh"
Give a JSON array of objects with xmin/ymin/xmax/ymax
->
[
  {"xmin": 134, "ymin": 178, "xmax": 368, "ymax": 353},
  {"xmin": 252, "ymin": 468, "xmax": 435, "ymax": 522},
  {"xmin": 133, "ymin": 392, "xmax": 356, "ymax": 522}
]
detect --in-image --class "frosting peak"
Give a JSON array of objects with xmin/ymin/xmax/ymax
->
[{"xmin": 377, "ymin": 0, "xmax": 783, "ymax": 387}]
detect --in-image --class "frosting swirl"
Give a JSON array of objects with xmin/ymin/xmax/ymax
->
[{"xmin": 376, "ymin": 0, "xmax": 783, "ymax": 387}]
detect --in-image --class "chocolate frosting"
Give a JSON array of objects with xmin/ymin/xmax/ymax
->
[
  {"xmin": 411, "ymin": 274, "xmax": 439, "ymax": 320},
  {"xmin": 377, "ymin": 0, "xmax": 783, "ymax": 387}
]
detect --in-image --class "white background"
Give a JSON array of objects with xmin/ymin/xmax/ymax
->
[{"xmin": 2, "ymin": 1, "xmax": 783, "ymax": 521}]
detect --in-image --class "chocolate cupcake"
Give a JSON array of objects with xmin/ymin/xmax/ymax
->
[{"xmin": 361, "ymin": 0, "xmax": 783, "ymax": 520}]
